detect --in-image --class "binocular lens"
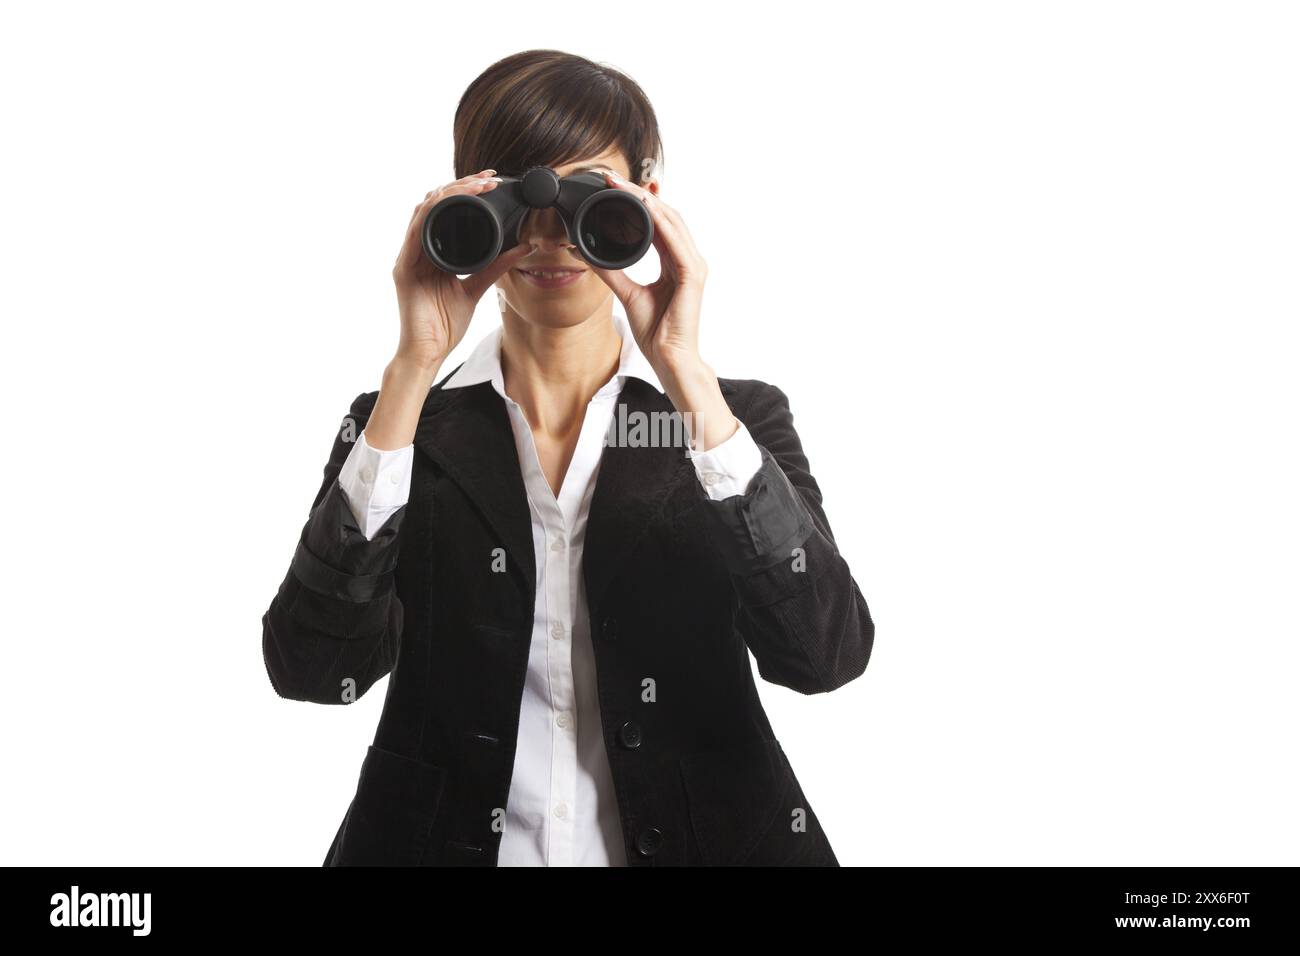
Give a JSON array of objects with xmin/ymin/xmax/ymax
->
[
  {"xmin": 580, "ymin": 196, "xmax": 648, "ymax": 264},
  {"xmin": 429, "ymin": 203, "xmax": 497, "ymax": 273},
  {"xmin": 421, "ymin": 167, "xmax": 653, "ymax": 274}
]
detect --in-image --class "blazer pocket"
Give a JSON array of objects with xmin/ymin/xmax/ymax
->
[
  {"xmin": 330, "ymin": 744, "xmax": 447, "ymax": 866},
  {"xmin": 678, "ymin": 737, "xmax": 795, "ymax": 866}
]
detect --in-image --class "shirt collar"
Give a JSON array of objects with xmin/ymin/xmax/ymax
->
[{"xmin": 440, "ymin": 304, "xmax": 663, "ymax": 398}]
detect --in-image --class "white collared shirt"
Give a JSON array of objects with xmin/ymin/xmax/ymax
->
[{"xmin": 336, "ymin": 307, "xmax": 763, "ymax": 866}]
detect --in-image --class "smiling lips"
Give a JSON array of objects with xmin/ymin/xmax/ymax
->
[{"xmin": 515, "ymin": 266, "xmax": 586, "ymax": 289}]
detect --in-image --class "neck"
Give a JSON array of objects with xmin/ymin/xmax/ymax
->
[{"xmin": 499, "ymin": 301, "xmax": 623, "ymax": 436}]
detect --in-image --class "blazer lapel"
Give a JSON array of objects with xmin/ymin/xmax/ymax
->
[
  {"xmin": 411, "ymin": 373, "xmax": 726, "ymax": 620},
  {"xmin": 583, "ymin": 376, "xmax": 699, "ymax": 618},
  {"xmin": 412, "ymin": 381, "xmax": 537, "ymax": 597}
]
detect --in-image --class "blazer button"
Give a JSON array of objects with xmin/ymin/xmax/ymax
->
[
  {"xmin": 602, "ymin": 616, "xmax": 619, "ymax": 641},
  {"xmin": 617, "ymin": 721, "xmax": 642, "ymax": 749},
  {"xmin": 635, "ymin": 827, "xmax": 663, "ymax": 857}
]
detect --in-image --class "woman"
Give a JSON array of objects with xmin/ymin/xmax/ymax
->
[{"xmin": 262, "ymin": 49, "xmax": 875, "ymax": 867}]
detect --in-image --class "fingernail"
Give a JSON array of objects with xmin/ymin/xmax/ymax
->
[
  {"xmin": 604, "ymin": 170, "xmax": 625, "ymax": 183},
  {"xmin": 481, "ymin": 168, "xmax": 497, "ymax": 175},
  {"xmin": 478, "ymin": 176, "xmax": 504, "ymax": 183}
]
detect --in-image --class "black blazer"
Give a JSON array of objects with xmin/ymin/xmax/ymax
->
[{"xmin": 262, "ymin": 371, "xmax": 875, "ymax": 866}]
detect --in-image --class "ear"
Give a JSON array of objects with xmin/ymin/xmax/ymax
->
[{"xmin": 634, "ymin": 159, "xmax": 660, "ymax": 193}]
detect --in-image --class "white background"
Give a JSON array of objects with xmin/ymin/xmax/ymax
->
[{"xmin": 1, "ymin": 1, "xmax": 1295, "ymax": 866}]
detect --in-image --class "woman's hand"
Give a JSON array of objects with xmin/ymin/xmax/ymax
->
[
  {"xmin": 391, "ymin": 170, "xmax": 533, "ymax": 369},
  {"xmin": 366, "ymin": 172, "xmax": 532, "ymax": 451},
  {"xmin": 587, "ymin": 170, "xmax": 709, "ymax": 376},
  {"xmin": 589, "ymin": 171, "xmax": 737, "ymax": 451}
]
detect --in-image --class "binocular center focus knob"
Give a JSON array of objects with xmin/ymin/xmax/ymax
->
[{"xmin": 520, "ymin": 166, "xmax": 561, "ymax": 208}]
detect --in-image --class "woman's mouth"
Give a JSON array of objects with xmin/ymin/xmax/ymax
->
[{"xmin": 515, "ymin": 267, "xmax": 586, "ymax": 289}]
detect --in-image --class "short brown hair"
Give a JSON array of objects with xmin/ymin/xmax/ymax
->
[{"xmin": 453, "ymin": 50, "xmax": 664, "ymax": 186}]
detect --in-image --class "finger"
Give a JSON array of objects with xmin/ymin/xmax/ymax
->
[
  {"xmin": 406, "ymin": 193, "xmax": 434, "ymax": 229},
  {"xmin": 599, "ymin": 168, "xmax": 683, "ymax": 231},
  {"xmin": 399, "ymin": 176, "xmax": 505, "ymax": 267},
  {"xmin": 592, "ymin": 171, "xmax": 673, "ymax": 277},
  {"xmin": 459, "ymin": 240, "xmax": 533, "ymax": 302},
  {"xmin": 428, "ymin": 174, "xmax": 505, "ymax": 209},
  {"xmin": 599, "ymin": 171, "xmax": 704, "ymax": 283},
  {"xmin": 397, "ymin": 197, "xmax": 440, "ymax": 270},
  {"xmin": 587, "ymin": 259, "xmax": 643, "ymax": 306},
  {"xmin": 445, "ymin": 169, "xmax": 500, "ymax": 189},
  {"xmin": 411, "ymin": 171, "xmax": 503, "ymax": 221},
  {"xmin": 402, "ymin": 191, "xmax": 442, "ymax": 250},
  {"xmin": 412, "ymin": 175, "xmax": 504, "ymax": 242},
  {"xmin": 638, "ymin": 198, "xmax": 704, "ymax": 285},
  {"xmin": 637, "ymin": 192, "xmax": 705, "ymax": 273},
  {"xmin": 651, "ymin": 200, "xmax": 701, "ymax": 264}
]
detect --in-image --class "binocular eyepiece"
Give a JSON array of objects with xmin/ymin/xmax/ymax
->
[{"xmin": 421, "ymin": 166, "xmax": 654, "ymax": 275}]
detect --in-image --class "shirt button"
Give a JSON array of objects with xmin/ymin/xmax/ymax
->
[
  {"xmin": 556, "ymin": 711, "xmax": 572, "ymax": 729},
  {"xmin": 388, "ymin": 471, "xmax": 400, "ymax": 484},
  {"xmin": 702, "ymin": 472, "xmax": 721, "ymax": 486},
  {"xmin": 550, "ymin": 622, "xmax": 565, "ymax": 640},
  {"xmin": 550, "ymin": 537, "xmax": 565, "ymax": 552},
  {"xmin": 553, "ymin": 803, "xmax": 569, "ymax": 820},
  {"xmin": 359, "ymin": 467, "xmax": 374, "ymax": 483}
]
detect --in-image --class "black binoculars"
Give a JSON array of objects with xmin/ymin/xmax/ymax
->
[{"xmin": 421, "ymin": 166, "xmax": 654, "ymax": 275}]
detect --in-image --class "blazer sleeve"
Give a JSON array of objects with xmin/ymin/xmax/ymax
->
[
  {"xmin": 697, "ymin": 382, "xmax": 875, "ymax": 694},
  {"xmin": 261, "ymin": 390, "xmax": 405, "ymax": 704}
]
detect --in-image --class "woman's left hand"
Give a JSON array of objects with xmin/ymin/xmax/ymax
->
[
  {"xmin": 588, "ymin": 169, "xmax": 708, "ymax": 377},
  {"xmin": 589, "ymin": 169, "xmax": 738, "ymax": 451}
]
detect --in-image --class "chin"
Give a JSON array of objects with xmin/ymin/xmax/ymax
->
[{"xmin": 503, "ymin": 286, "xmax": 600, "ymax": 328}]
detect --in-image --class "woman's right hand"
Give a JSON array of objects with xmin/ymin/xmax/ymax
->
[
  {"xmin": 391, "ymin": 169, "xmax": 533, "ymax": 368},
  {"xmin": 364, "ymin": 171, "xmax": 531, "ymax": 452}
]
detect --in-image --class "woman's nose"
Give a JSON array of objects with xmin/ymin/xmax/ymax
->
[{"xmin": 517, "ymin": 206, "xmax": 571, "ymax": 251}]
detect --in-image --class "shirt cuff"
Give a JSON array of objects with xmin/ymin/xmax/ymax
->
[
  {"xmin": 687, "ymin": 418, "xmax": 764, "ymax": 501},
  {"xmin": 336, "ymin": 430, "xmax": 414, "ymax": 539}
]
